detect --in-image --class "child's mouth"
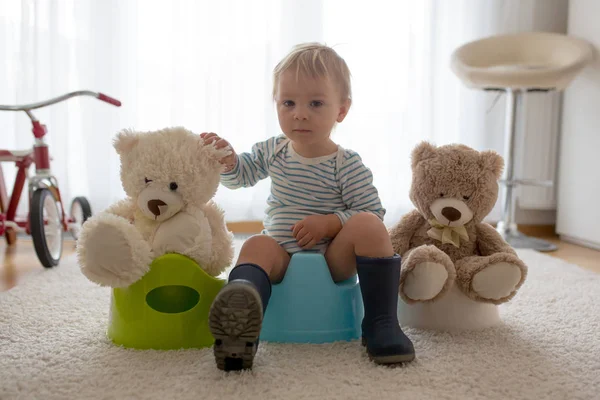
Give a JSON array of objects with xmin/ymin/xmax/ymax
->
[{"xmin": 293, "ymin": 129, "xmax": 311, "ymax": 133}]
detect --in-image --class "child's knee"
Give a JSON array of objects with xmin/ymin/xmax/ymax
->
[
  {"xmin": 238, "ymin": 234, "xmax": 290, "ymax": 278},
  {"xmin": 240, "ymin": 234, "xmax": 278, "ymax": 251},
  {"xmin": 345, "ymin": 212, "xmax": 387, "ymax": 237}
]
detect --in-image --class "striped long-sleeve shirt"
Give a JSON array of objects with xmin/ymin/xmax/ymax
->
[{"xmin": 221, "ymin": 135, "xmax": 386, "ymax": 253}]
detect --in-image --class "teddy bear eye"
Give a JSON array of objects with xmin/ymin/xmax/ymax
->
[
  {"xmin": 169, "ymin": 182, "xmax": 178, "ymax": 191},
  {"xmin": 439, "ymin": 193, "xmax": 444, "ymax": 197},
  {"xmin": 144, "ymin": 177, "xmax": 152, "ymax": 184},
  {"xmin": 463, "ymin": 195, "xmax": 470, "ymax": 200}
]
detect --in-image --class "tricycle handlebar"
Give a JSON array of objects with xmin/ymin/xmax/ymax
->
[{"xmin": 0, "ymin": 90, "xmax": 121, "ymax": 111}]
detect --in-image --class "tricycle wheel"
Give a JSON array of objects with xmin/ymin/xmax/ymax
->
[
  {"xmin": 30, "ymin": 188, "xmax": 63, "ymax": 268},
  {"xmin": 69, "ymin": 196, "xmax": 92, "ymax": 240}
]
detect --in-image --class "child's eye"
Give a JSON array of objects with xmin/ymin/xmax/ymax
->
[
  {"xmin": 310, "ymin": 100, "xmax": 323, "ymax": 107},
  {"xmin": 282, "ymin": 100, "xmax": 295, "ymax": 107}
]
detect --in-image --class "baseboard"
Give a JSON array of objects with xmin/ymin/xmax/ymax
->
[
  {"xmin": 488, "ymin": 221, "xmax": 557, "ymax": 238},
  {"xmin": 559, "ymin": 234, "xmax": 600, "ymax": 251},
  {"xmin": 226, "ymin": 220, "xmax": 558, "ymax": 239},
  {"xmin": 513, "ymin": 224, "xmax": 557, "ymax": 238},
  {"xmin": 226, "ymin": 221, "xmax": 263, "ymax": 234},
  {"xmin": 514, "ymin": 208, "xmax": 557, "ymax": 226}
]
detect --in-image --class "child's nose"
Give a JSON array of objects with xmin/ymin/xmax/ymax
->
[{"xmin": 293, "ymin": 107, "xmax": 308, "ymax": 120}]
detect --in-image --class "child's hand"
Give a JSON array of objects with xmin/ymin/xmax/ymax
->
[
  {"xmin": 200, "ymin": 132, "xmax": 237, "ymax": 172},
  {"xmin": 291, "ymin": 215, "xmax": 329, "ymax": 249}
]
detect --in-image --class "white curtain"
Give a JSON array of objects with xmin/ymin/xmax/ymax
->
[{"xmin": 0, "ymin": 0, "xmax": 567, "ymax": 227}]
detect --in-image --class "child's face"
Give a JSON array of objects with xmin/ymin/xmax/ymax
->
[{"xmin": 275, "ymin": 69, "xmax": 350, "ymax": 149}]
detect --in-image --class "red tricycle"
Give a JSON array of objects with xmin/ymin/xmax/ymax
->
[{"xmin": 0, "ymin": 90, "xmax": 121, "ymax": 268}]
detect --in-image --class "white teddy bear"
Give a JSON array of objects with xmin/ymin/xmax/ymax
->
[{"xmin": 77, "ymin": 127, "xmax": 234, "ymax": 288}]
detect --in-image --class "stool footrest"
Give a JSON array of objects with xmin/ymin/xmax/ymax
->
[{"xmin": 499, "ymin": 178, "xmax": 553, "ymax": 188}]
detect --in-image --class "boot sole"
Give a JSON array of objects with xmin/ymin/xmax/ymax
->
[
  {"xmin": 208, "ymin": 281, "xmax": 263, "ymax": 371},
  {"xmin": 361, "ymin": 336, "xmax": 416, "ymax": 365}
]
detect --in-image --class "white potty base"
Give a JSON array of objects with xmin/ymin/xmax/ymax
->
[{"xmin": 398, "ymin": 285, "xmax": 501, "ymax": 331}]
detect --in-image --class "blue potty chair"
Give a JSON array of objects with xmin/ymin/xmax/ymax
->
[{"xmin": 260, "ymin": 251, "xmax": 364, "ymax": 343}]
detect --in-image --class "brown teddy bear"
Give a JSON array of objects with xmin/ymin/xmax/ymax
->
[{"xmin": 389, "ymin": 142, "xmax": 527, "ymax": 315}]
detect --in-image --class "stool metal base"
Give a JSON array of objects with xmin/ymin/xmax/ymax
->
[
  {"xmin": 496, "ymin": 88, "xmax": 558, "ymax": 252},
  {"xmin": 496, "ymin": 221, "xmax": 558, "ymax": 252}
]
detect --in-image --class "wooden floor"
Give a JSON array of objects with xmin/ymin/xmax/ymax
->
[
  {"xmin": 1, "ymin": 233, "xmax": 599, "ymax": 292},
  {"xmin": 0, "ymin": 237, "xmax": 79, "ymax": 292}
]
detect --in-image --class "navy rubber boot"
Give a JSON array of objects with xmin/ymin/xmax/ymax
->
[
  {"xmin": 356, "ymin": 254, "xmax": 415, "ymax": 365},
  {"xmin": 208, "ymin": 263, "xmax": 271, "ymax": 371}
]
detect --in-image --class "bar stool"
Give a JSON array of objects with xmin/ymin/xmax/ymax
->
[{"xmin": 450, "ymin": 32, "xmax": 594, "ymax": 251}]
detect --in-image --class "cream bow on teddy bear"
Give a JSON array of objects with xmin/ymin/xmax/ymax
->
[{"xmin": 427, "ymin": 219, "xmax": 470, "ymax": 248}]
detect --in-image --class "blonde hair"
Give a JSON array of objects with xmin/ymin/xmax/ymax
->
[{"xmin": 272, "ymin": 42, "xmax": 352, "ymax": 101}]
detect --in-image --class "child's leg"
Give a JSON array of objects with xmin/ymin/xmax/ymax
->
[
  {"xmin": 208, "ymin": 234, "xmax": 290, "ymax": 371},
  {"xmin": 325, "ymin": 212, "xmax": 415, "ymax": 365},
  {"xmin": 234, "ymin": 234, "xmax": 292, "ymax": 283}
]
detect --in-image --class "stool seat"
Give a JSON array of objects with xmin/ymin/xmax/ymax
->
[
  {"xmin": 108, "ymin": 253, "xmax": 225, "ymax": 350},
  {"xmin": 451, "ymin": 32, "xmax": 594, "ymax": 90},
  {"xmin": 260, "ymin": 252, "xmax": 364, "ymax": 343}
]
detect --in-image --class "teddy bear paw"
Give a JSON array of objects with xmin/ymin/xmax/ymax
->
[
  {"xmin": 402, "ymin": 261, "xmax": 451, "ymax": 302},
  {"xmin": 472, "ymin": 262, "xmax": 522, "ymax": 301},
  {"xmin": 78, "ymin": 214, "xmax": 153, "ymax": 288}
]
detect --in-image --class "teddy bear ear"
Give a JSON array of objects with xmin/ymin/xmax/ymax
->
[
  {"xmin": 480, "ymin": 150, "xmax": 504, "ymax": 179},
  {"xmin": 411, "ymin": 141, "xmax": 437, "ymax": 169},
  {"xmin": 113, "ymin": 130, "xmax": 140, "ymax": 155}
]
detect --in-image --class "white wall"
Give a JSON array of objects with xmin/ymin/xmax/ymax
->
[{"xmin": 556, "ymin": 0, "xmax": 600, "ymax": 248}]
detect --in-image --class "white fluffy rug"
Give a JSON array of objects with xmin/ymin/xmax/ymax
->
[{"xmin": 1, "ymin": 243, "xmax": 599, "ymax": 400}]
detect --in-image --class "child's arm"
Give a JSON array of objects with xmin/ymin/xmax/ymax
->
[
  {"xmin": 220, "ymin": 137, "xmax": 279, "ymax": 189},
  {"xmin": 335, "ymin": 151, "xmax": 385, "ymax": 224}
]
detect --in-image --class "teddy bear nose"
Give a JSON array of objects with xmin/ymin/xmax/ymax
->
[
  {"xmin": 148, "ymin": 199, "xmax": 167, "ymax": 216},
  {"xmin": 441, "ymin": 207, "xmax": 462, "ymax": 222}
]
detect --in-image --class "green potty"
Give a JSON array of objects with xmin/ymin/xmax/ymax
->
[{"xmin": 107, "ymin": 253, "xmax": 226, "ymax": 350}]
